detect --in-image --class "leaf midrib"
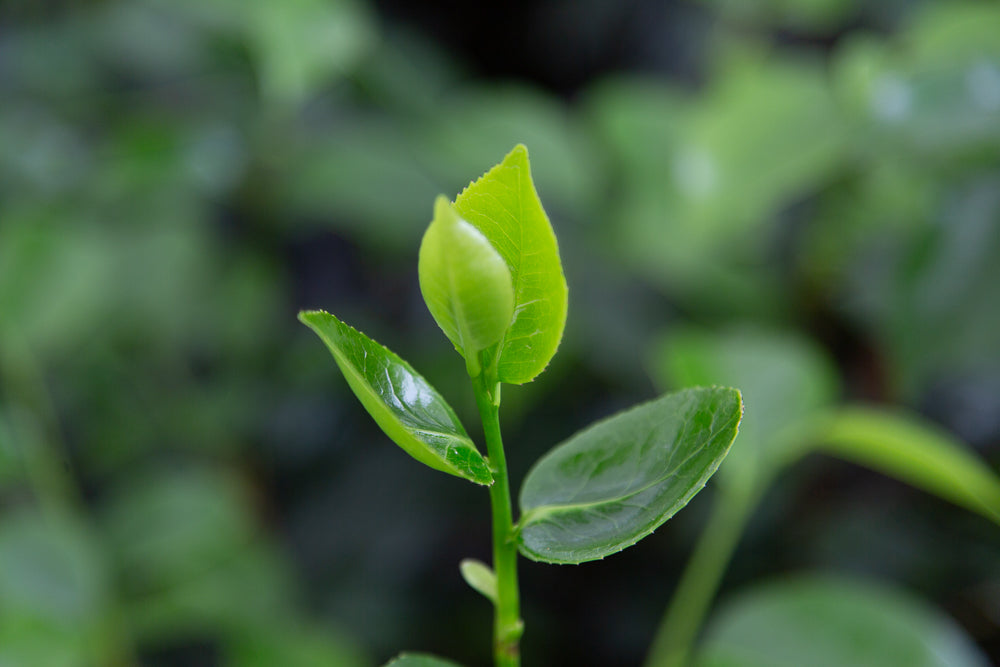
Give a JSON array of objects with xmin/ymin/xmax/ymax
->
[{"xmin": 520, "ymin": 410, "xmax": 739, "ymax": 526}]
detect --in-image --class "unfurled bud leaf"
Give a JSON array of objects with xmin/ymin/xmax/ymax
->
[{"xmin": 418, "ymin": 195, "xmax": 514, "ymax": 375}]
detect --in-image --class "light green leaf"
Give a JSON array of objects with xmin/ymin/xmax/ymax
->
[
  {"xmin": 299, "ymin": 310, "xmax": 492, "ymax": 485},
  {"xmin": 816, "ymin": 408, "xmax": 1000, "ymax": 526},
  {"xmin": 453, "ymin": 144, "xmax": 568, "ymax": 384},
  {"xmin": 517, "ymin": 387, "xmax": 743, "ymax": 564},
  {"xmin": 383, "ymin": 654, "xmax": 464, "ymax": 667},
  {"xmin": 695, "ymin": 575, "xmax": 988, "ymax": 667},
  {"xmin": 459, "ymin": 558, "xmax": 497, "ymax": 604},
  {"xmin": 419, "ymin": 195, "xmax": 514, "ymax": 373}
]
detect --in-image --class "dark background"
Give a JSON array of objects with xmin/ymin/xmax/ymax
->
[{"xmin": 1, "ymin": 0, "xmax": 998, "ymax": 665}]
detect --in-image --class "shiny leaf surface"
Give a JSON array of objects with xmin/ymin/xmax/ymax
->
[
  {"xmin": 299, "ymin": 310, "xmax": 492, "ymax": 485},
  {"xmin": 696, "ymin": 575, "xmax": 988, "ymax": 667},
  {"xmin": 453, "ymin": 144, "xmax": 568, "ymax": 384},
  {"xmin": 419, "ymin": 195, "xmax": 514, "ymax": 367},
  {"xmin": 518, "ymin": 387, "xmax": 742, "ymax": 564}
]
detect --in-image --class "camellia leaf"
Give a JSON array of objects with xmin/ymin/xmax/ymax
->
[
  {"xmin": 383, "ymin": 653, "xmax": 465, "ymax": 667},
  {"xmin": 517, "ymin": 387, "xmax": 743, "ymax": 564},
  {"xmin": 815, "ymin": 408, "xmax": 1000, "ymax": 526},
  {"xmin": 695, "ymin": 575, "xmax": 989, "ymax": 667},
  {"xmin": 418, "ymin": 195, "xmax": 514, "ymax": 374},
  {"xmin": 453, "ymin": 144, "xmax": 568, "ymax": 384},
  {"xmin": 299, "ymin": 310, "xmax": 492, "ymax": 485}
]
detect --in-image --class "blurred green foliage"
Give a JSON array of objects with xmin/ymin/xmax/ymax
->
[{"xmin": 1, "ymin": 0, "xmax": 998, "ymax": 664}]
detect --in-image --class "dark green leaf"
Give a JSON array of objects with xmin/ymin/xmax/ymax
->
[
  {"xmin": 383, "ymin": 653, "xmax": 464, "ymax": 667},
  {"xmin": 696, "ymin": 575, "xmax": 988, "ymax": 667},
  {"xmin": 453, "ymin": 144, "xmax": 568, "ymax": 384},
  {"xmin": 517, "ymin": 387, "xmax": 742, "ymax": 564},
  {"xmin": 299, "ymin": 310, "xmax": 492, "ymax": 485}
]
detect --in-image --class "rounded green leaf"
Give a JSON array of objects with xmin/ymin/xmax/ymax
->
[
  {"xmin": 517, "ymin": 387, "xmax": 743, "ymax": 564},
  {"xmin": 696, "ymin": 575, "xmax": 988, "ymax": 667},
  {"xmin": 454, "ymin": 144, "xmax": 568, "ymax": 384},
  {"xmin": 383, "ymin": 654, "xmax": 464, "ymax": 667},
  {"xmin": 418, "ymin": 195, "xmax": 515, "ymax": 368},
  {"xmin": 299, "ymin": 310, "xmax": 492, "ymax": 485}
]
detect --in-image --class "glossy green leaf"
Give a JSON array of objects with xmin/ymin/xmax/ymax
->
[
  {"xmin": 695, "ymin": 575, "xmax": 988, "ymax": 667},
  {"xmin": 383, "ymin": 654, "xmax": 464, "ymax": 667},
  {"xmin": 816, "ymin": 408, "xmax": 1000, "ymax": 526},
  {"xmin": 459, "ymin": 558, "xmax": 497, "ymax": 604},
  {"xmin": 453, "ymin": 144, "xmax": 568, "ymax": 384},
  {"xmin": 419, "ymin": 195, "xmax": 515, "ymax": 371},
  {"xmin": 517, "ymin": 387, "xmax": 743, "ymax": 564},
  {"xmin": 299, "ymin": 310, "xmax": 492, "ymax": 485}
]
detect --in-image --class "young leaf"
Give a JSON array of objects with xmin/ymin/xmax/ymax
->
[
  {"xmin": 383, "ymin": 654, "xmax": 465, "ymax": 667},
  {"xmin": 517, "ymin": 387, "xmax": 743, "ymax": 564},
  {"xmin": 815, "ymin": 408, "xmax": 1000, "ymax": 526},
  {"xmin": 299, "ymin": 310, "xmax": 492, "ymax": 486},
  {"xmin": 418, "ymin": 195, "xmax": 514, "ymax": 373},
  {"xmin": 459, "ymin": 558, "xmax": 498, "ymax": 604},
  {"xmin": 695, "ymin": 575, "xmax": 989, "ymax": 667},
  {"xmin": 454, "ymin": 144, "xmax": 568, "ymax": 384}
]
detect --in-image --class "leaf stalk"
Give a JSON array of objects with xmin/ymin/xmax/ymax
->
[{"xmin": 473, "ymin": 368, "xmax": 522, "ymax": 667}]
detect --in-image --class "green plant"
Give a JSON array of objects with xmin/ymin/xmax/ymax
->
[
  {"xmin": 643, "ymin": 326, "xmax": 1000, "ymax": 667},
  {"xmin": 300, "ymin": 145, "xmax": 744, "ymax": 667}
]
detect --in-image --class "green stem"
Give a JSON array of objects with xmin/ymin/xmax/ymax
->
[
  {"xmin": 644, "ymin": 484, "xmax": 756, "ymax": 667},
  {"xmin": 473, "ymin": 372, "xmax": 522, "ymax": 667}
]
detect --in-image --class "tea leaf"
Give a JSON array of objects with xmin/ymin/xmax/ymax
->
[
  {"xmin": 419, "ymin": 195, "xmax": 514, "ymax": 371},
  {"xmin": 817, "ymin": 408, "xmax": 1000, "ymax": 526},
  {"xmin": 299, "ymin": 310, "xmax": 492, "ymax": 485},
  {"xmin": 696, "ymin": 575, "xmax": 988, "ymax": 667},
  {"xmin": 454, "ymin": 144, "xmax": 568, "ymax": 384},
  {"xmin": 517, "ymin": 387, "xmax": 742, "ymax": 564}
]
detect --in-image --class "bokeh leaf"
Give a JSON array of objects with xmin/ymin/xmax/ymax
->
[
  {"xmin": 383, "ymin": 654, "xmax": 464, "ymax": 667},
  {"xmin": 299, "ymin": 310, "xmax": 492, "ymax": 485},
  {"xmin": 453, "ymin": 144, "xmax": 568, "ymax": 385},
  {"xmin": 227, "ymin": 623, "xmax": 371, "ymax": 667},
  {"xmin": 0, "ymin": 510, "xmax": 109, "ymax": 667},
  {"xmin": 816, "ymin": 408, "xmax": 1000, "ymax": 526},
  {"xmin": 518, "ymin": 387, "xmax": 743, "ymax": 564},
  {"xmin": 695, "ymin": 575, "xmax": 989, "ymax": 667},
  {"xmin": 419, "ymin": 195, "xmax": 514, "ymax": 369},
  {"xmin": 653, "ymin": 327, "xmax": 838, "ymax": 492},
  {"xmin": 459, "ymin": 559, "xmax": 498, "ymax": 604}
]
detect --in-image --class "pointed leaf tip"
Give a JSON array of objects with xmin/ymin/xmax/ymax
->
[
  {"xmin": 453, "ymin": 144, "xmax": 568, "ymax": 384},
  {"xmin": 517, "ymin": 387, "xmax": 743, "ymax": 563},
  {"xmin": 299, "ymin": 310, "xmax": 493, "ymax": 485}
]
